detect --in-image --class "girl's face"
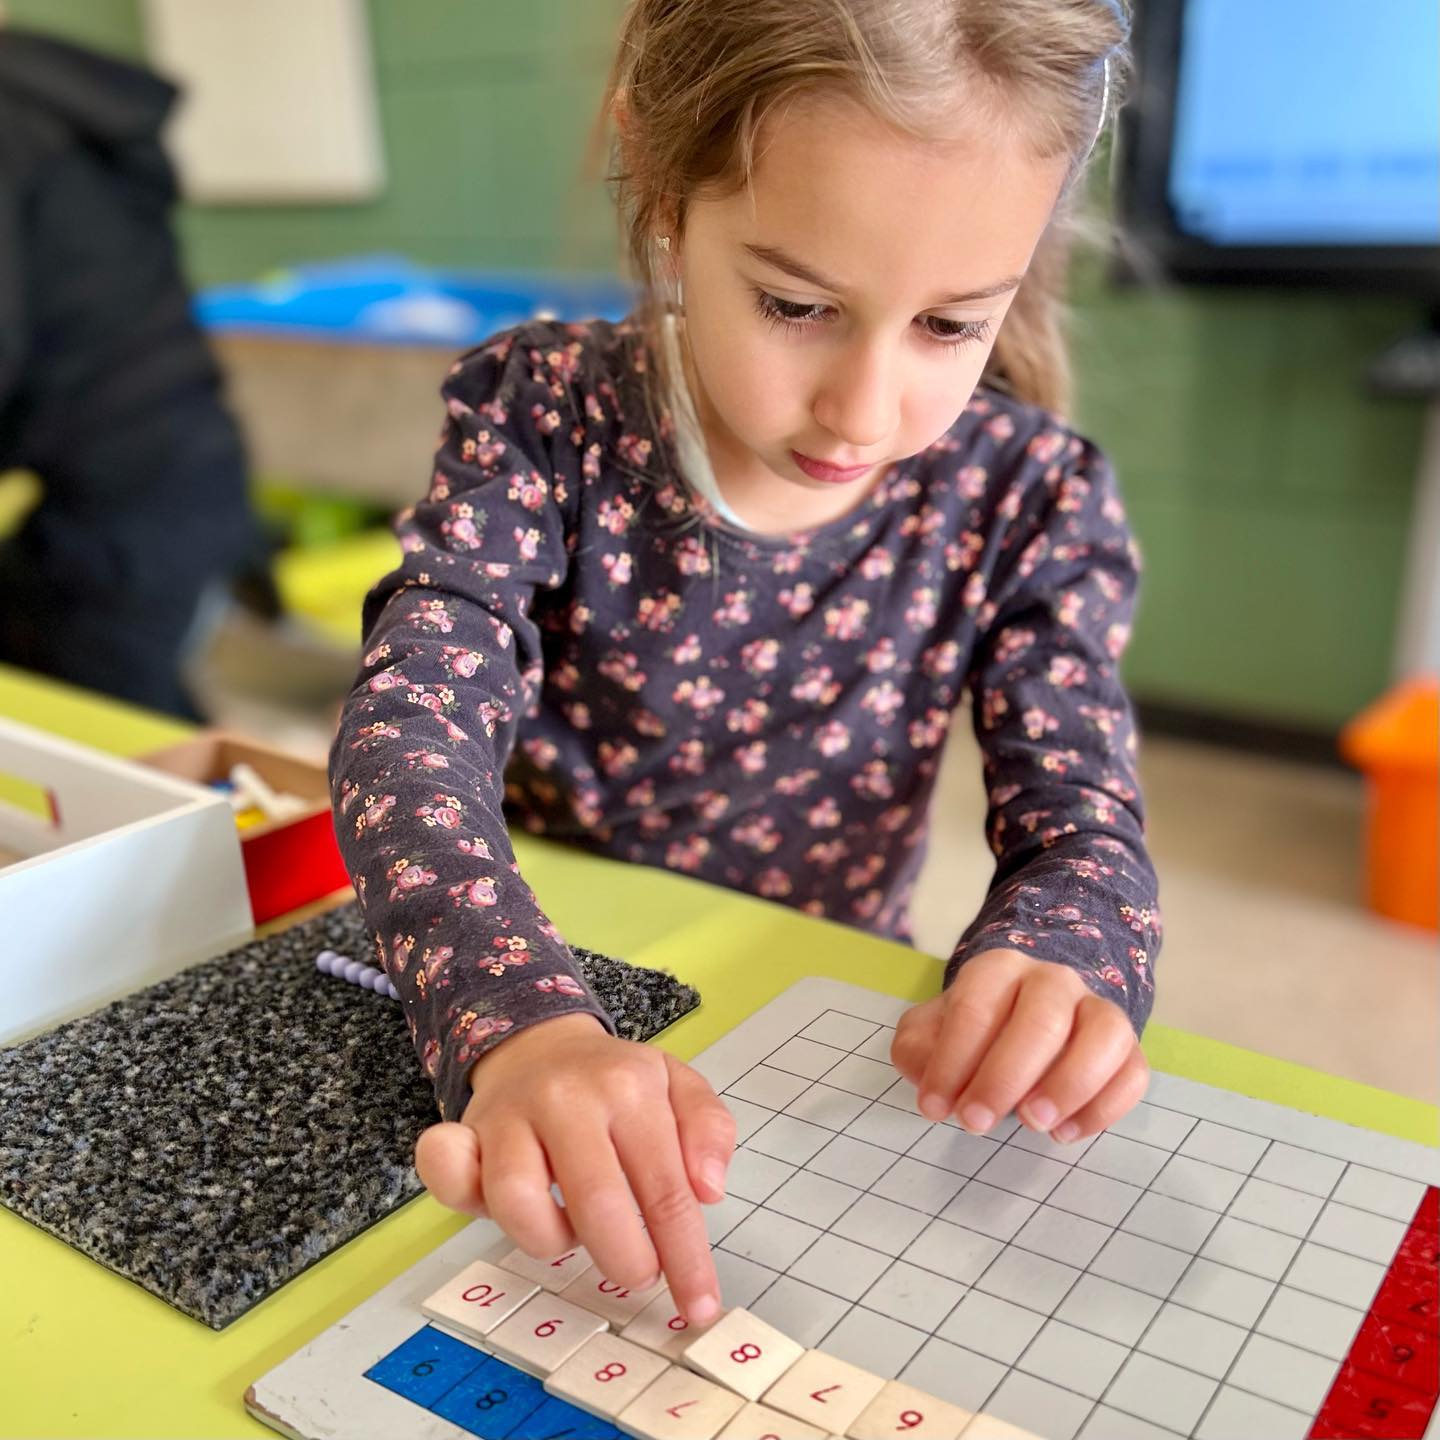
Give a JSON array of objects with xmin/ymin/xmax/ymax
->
[{"xmin": 670, "ymin": 92, "xmax": 1071, "ymax": 534}]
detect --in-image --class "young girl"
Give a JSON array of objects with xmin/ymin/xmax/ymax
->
[{"xmin": 331, "ymin": 0, "xmax": 1160, "ymax": 1329}]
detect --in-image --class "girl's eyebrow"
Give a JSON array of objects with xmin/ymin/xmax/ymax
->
[{"xmin": 742, "ymin": 241, "xmax": 1023, "ymax": 305}]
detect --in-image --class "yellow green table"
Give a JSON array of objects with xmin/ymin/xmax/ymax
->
[{"xmin": 1, "ymin": 663, "xmax": 1433, "ymax": 1438}]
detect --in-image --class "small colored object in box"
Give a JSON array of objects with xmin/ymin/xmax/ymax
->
[{"xmin": 138, "ymin": 732, "xmax": 351, "ymax": 924}]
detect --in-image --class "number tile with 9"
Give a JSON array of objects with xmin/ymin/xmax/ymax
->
[{"xmin": 846, "ymin": 1378, "xmax": 973, "ymax": 1440}]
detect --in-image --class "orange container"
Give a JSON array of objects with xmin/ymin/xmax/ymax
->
[{"xmin": 1339, "ymin": 677, "xmax": 1439, "ymax": 931}]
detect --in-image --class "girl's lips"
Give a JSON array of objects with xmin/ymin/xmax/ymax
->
[{"xmin": 791, "ymin": 450, "xmax": 872, "ymax": 483}]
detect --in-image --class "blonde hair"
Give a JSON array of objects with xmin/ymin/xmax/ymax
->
[{"xmin": 580, "ymin": 0, "xmax": 1130, "ymax": 431}]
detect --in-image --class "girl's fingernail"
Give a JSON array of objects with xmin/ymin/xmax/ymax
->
[
  {"xmin": 1023, "ymin": 1098, "xmax": 1057, "ymax": 1131},
  {"xmin": 689, "ymin": 1292, "xmax": 721, "ymax": 1325},
  {"xmin": 959, "ymin": 1103, "xmax": 994, "ymax": 1133},
  {"xmin": 1052, "ymin": 1121, "xmax": 1081, "ymax": 1144},
  {"xmin": 918, "ymin": 1092, "xmax": 947, "ymax": 1121},
  {"xmin": 701, "ymin": 1160, "xmax": 726, "ymax": 1196}
]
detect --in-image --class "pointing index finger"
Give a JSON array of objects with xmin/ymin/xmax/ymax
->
[{"xmin": 612, "ymin": 1113, "xmax": 721, "ymax": 1326}]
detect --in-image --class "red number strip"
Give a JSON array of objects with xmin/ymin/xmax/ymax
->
[{"xmin": 1309, "ymin": 1185, "xmax": 1439, "ymax": 1440}]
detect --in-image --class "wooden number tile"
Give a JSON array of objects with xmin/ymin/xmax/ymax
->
[
  {"xmin": 544, "ymin": 1331, "xmax": 671, "ymax": 1420},
  {"xmin": 681, "ymin": 1307, "xmax": 805, "ymax": 1401},
  {"xmin": 420, "ymin": 1259, "xmax": 538, "ymax": 1339},
  {"xmin": 500, "ymin": 1243, "xmax": 594, "ymax": 1291},
  {"xmin": 562, "ymin": 1267, "xmax": 665, "ymax": 1325},
  {"xmin": 716, "ymin": 1398, "xmax": 829, "ymax": 1439},
  {"xmin": 846, "ymin": 1379, "xmax": 972, "ymax": 1440},
  {"xmin": 761, "ymin": 1349, "xmax": 885, "ymax": 1433},
  {"xmin": 958, "ymin": 1415, "xmax": 1043, "ymax": 1440},
  {"xmin": 484, "ymin": 1291, "xmax": 609, "ymax": 1377},
  {"xmin": 622, "ymin": 1288, "xmax": 722, "ymax": 1361},
  {"xmin": 616, "ymin": 1364, "xmax": 745, "ymax": 1440}
]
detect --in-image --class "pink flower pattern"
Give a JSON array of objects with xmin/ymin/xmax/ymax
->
[{"xmin": 332, "ymin": 316, "xmax": 1161, "ymax": 1122}]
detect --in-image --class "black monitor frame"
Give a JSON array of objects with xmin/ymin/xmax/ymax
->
[{"xmin": 1111, "ymin": 0, "xmax": 1440, "ymax": 297}]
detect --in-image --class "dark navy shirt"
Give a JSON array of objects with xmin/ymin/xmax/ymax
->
[{"xmin": 331, "ymin": 315, "xmax": 1162, "ymax": 1124}]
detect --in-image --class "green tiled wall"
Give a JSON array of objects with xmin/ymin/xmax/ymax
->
[{"xmin": 9, "ymin": 0, "xmax": 1426, "ymax": 729}]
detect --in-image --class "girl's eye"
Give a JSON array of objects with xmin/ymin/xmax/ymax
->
[
  {"xmin": 925, "ymin": 314, "xmax": 992, "ymax": 346},
  {"xmin": 752, "ymin": 290, "xmax": 826, "ymax": 331},
  {"xmin": 750, "ymin": 287, "xmax": 991, "ymax": 351}
]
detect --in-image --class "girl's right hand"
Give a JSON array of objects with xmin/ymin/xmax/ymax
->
[{"xmin": 413, "ymin": 1012, "xmax": 734, "ymax": 1326}]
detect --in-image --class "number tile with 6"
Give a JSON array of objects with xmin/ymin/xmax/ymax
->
[
  {"xmin": 483, "ymin": 1291, "xmax": 609, "ymax": 1377},
  {"xmin": 543, "ymin": 1330, "xmax": 671, "ymax": 1420}
]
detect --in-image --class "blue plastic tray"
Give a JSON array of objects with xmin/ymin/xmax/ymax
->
[{"xmin": 197, "ymin": 253, "xmax": 639, "ymax": 346}]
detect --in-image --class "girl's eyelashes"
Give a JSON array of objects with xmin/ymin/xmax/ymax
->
[{"xmin": 750, "ymin": 286, "xmax": 991, "ymax": 351}]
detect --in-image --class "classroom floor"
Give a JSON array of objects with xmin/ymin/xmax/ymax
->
[{"xmin": 195, "ymin": 618, "xmax": 1439, "ymax": 1108}]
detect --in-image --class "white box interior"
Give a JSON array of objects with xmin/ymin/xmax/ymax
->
[{"xmin": 0, "ymin": 719, "xmax": 255, "ymax": 1046}]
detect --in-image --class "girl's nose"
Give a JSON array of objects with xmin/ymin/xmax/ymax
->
[{"xmin": 812, "ymin": 338, "xmax": 899, "ymax": 452}]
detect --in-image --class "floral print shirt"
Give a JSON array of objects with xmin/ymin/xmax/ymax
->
[{"xmin": 330, "ymin": 315, "xmax": 1162, "ymax": 1124}]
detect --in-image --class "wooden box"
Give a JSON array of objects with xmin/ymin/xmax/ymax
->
[
  {"xmin": 139, "ymin": 731, "xmax": 351, "ymax": 924},
  {"xmin": 0, "ymin": 718, "xmax": 253, "ymax": 1046}
]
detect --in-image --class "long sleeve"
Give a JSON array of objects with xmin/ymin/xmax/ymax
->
[
  {"xmin": 329, "ymin": 326, "xmax": 616, "ymax": 1124},
  {"xmin": 948, "ymin": 434, "xmax": 1161, "ymax": 1034}
]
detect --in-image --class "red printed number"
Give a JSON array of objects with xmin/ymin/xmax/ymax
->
[
  {"xmin": 534, "ymin": 1319, "xmax": 563, "ymax": 1338},
  {"xmin": 549, "ymin": 1251, "xmax": 577, "ymax": 1268},
  {"xmin": 730, "ymin": 1343, "xmax": 762, "ymax": 1364},
  {"xmin": 810, "ymin": 1384, "xmax": 840, "ymax": 1403},
  {"xmin": 666, "ymin": 1400, "xmax": 696, "ymax": 1418},
  {"xmin": 898, "ymin": 1411, "xmax": 925, "ymax": 1430},
  {"xmin": 594, "ymin": 1362, "xmax": 627, "ymax": 1382},
  {"xmin": 667, "ymin": 1315, "xmax": 689, "ymax": 1332},
  {"xmin": 598, "ymin": 1280, "xmax": 631, "ymax": 1297},
  {"xmin": 461, "ymin": 1283, "xmax": 505, "ymax": 1307}
]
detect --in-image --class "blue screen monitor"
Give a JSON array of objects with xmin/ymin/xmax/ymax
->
[{"xmin": 1115, "ymin": 0, "xmax": 1440, "ymax": 293}]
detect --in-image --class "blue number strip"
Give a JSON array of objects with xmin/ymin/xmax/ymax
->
[{"xmin": 364, "ymin": 1324, "xmax": 626, "ymax": 1439}]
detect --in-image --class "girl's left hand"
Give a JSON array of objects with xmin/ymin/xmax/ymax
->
[{"xmin": 892, "ymin": 948, "xmax": 1149, "ymax": 1143}]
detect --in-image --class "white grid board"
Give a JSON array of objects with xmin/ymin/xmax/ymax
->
[{"xmin": 247, "ymin": 977, "xmax": 1440, "ymax": 1440}]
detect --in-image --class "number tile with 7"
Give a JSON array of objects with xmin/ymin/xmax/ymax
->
[
  {"xmin": 760, "ymin": 1349, "xmax": 884, "ymax": 1432},
  {"xmin": 616, "ymin": 1364, "xmax": 745, "ymax": 1440}
]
